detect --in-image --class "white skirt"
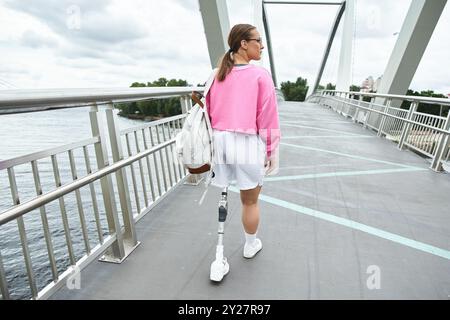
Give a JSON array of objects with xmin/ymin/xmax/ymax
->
[{"xmin": 211, "ymin": 129, "xmax": 266, "ymax": 190}]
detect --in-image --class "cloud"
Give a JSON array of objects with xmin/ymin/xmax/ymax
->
[
  {"xmin": 19, "ymin": 30, "xmax": 59, "ymax": 48},
  {"xmin": 172, "ymin": 0, "xmax": 198, "ymax": 12},
  {"xmin": 4, "ymin": 0, "xmax": 147, "ymax": 45},
  {"xmin": 0, "ymin": 64, "xmax": 30, "ymax": 75},
  {"xmin": 71, "ymin": 12, "xmax": 148, "ymax": 44},
  {"xmin": 0, "ymin": 0, "xmax": 448, "ymax": 95},
  {"xmin": 354, "ymin": 0, "xmax": 411, "ymax": 39}
]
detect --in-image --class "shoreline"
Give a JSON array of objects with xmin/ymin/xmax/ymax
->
[{"xmin": 118, "ymin": 112, "xmax": 164, "ymax": 122}]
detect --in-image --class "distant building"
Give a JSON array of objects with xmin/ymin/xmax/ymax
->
[
  {"xmin": 360, "ymin": 75, "xmax": 382, "ymax": 93},
  {"xmin": 361, "ymin": 76, "xmax": 374, "ymax": 92},
  {"xmin": 373, "ymin": 76, "xmax": 382, "ymax": 92}
]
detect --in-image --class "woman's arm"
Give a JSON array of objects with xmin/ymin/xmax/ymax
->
[{"xmin": 256, "ymin": 71, "xmax": 280, "ymax": 159}]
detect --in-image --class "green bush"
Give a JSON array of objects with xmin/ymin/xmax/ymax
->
[
  {"xmin": 400, "ymin": 89, "xmax": 448, "ymax": 117},
  {"xmin": 280, "ymin": 77, "xmax": 309, "ymax": 101},
  {"xmin": 115, "ymin": 77, "xmax": 190, "ymax": 118},
  {"xmin": 280, "ymin": 78, "xmax": 337, "ymax": 102}
]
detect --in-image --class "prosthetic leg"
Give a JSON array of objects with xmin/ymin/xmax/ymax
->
[{"xmin": 209, "ymin": 187, "xmax": 230, "ymax": 282}]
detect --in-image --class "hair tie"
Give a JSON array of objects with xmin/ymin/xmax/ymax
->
[{"xmin": 228, "ymin": 48, "xmax": 233, "ymax": 53}]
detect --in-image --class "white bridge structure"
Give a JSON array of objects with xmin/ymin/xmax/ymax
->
[{"xmin": 0, "ymin": 0, "xmax": 449, "ymax": 300}]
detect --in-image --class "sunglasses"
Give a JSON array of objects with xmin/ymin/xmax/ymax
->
[{"xmin": 246, "ymin": 37, "xmax": 263, "ymax": 44}]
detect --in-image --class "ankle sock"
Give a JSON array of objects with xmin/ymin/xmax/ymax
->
[{"xmin": 245, "ymin": 231, "xmax": 257, "ymax": 246}]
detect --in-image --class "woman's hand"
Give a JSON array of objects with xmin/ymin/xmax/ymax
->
[
  {"xmin": 264, "ymin": 153, "xmax": 279, "ymax": 176},
  {"xmin": 191, "ymin": 91, "xmax": 204, "ymax": 107}
]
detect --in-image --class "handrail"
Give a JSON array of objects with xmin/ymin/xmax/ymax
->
[
  {"xmin": 329, "ymin": 97, "xmax": 450, "ymax": 135},
  {"xmin": 0, "ymin": 137, "xmax": 100, "ymax": 170},
  {"xmin": 0, "ymin": 87, "xmax": 204, "ymax": 114},
  {"xmin": 0, "ymin": 138, "xmax": 175, "ymax": 227},
  {"xmin": 120, "ymin": 113, "xmax": 186, "ymax": 135},
  {"xmin": 318, "ymin": 90, "xmax": 450, "ymax": 106},
  {"xmin": 309, "ymin": 90, "xmax": 450, "ymax": 172}
]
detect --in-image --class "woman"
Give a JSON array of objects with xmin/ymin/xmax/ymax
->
[{"xmin": 206, "ymin": 24, "xmax": 280, "ymax": 263}]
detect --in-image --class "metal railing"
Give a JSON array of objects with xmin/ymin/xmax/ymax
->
[
  {"xmin": 0, "ymin": 87, "xmax": 201, "ymax": 299},
  {"xmin": 307, "ymin": 90, "xmax": 450, "ymax": 172}
]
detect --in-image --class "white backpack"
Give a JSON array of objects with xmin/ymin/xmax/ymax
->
[{"xmin": 175, "ymin": 68, "xmax": 218, "ymax": 176}]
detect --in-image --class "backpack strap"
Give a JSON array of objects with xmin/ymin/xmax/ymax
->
[
  {"xmin": 191, "ymin": 68, "xmax": 218, "ymax": 108},
  {"xmin": 203, "ymin": 67, "xmax": 218, "ymax": 99},
  {"xmin": 197, "ymin": 68, "xmax": 219, "ymax": 206},
  {"xmin": 203, "ymin": 68, "xmax": 218, "ymax": 172}
]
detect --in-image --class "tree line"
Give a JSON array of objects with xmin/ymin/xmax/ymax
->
[
  {"xmin": 115, "ymin": 76, "xmax": 448, "ymax": 119},
  {"xmin": 115, "ymin": 78, "xmax": 193, "ymax": 120},
  {"xmin": 280, "ymin": 78, "xmax": 448, "ymax": 117}
]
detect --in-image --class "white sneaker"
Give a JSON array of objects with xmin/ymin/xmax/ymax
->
[
  {"xmin": 210, "ymin": 257, "xmax": 230, "ymax": 282},
  {"xmin": 243, "ymin": 238, "xmax": 262, "ymax": 258}
]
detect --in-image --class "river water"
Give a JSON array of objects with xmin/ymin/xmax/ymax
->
[{"xmin": 0, "ymin": 106, "xmax": 147, "ymax": 299}]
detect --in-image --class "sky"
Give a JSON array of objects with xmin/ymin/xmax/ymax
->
[{"xmin": 0, "ymin": 0, "xmax": 449, "ymax": 94}]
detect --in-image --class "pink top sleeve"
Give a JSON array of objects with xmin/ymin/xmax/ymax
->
[
  {"xmin": 256, "ymin": 71, "xmax": 280, "ymax": 158},
  {"xmin": 206, "ymin": 90, "xmax": 210, "ymax": 114}
]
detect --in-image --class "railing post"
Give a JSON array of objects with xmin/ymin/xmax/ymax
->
[
  {"xmin": 324, "ymin": 91, "xmax": 329, "ymax": 106},
  {"xmin": 363, "ymin": 97, "xmax": 374, "ymax": 128},
  {"xmin": 104, "ymin": 104, "xmax": 140, "ymax": 254},
  {"xmin": 331, "ymin": 92, "xmax": 337, "ymax": 110},
  {"xmin": 377, "ymin": 98, "xmax": 392, "ymax": 137},
  {"xmin": 398, "ymin": 101, "xmax": 418, "ymax": 150},
  {"xmin": 344, "ymin": 93, "xmax": 351, "ymax": 116},
  {"xmin": 187, "ymin": 95, "xmax": 193, "ymax": 110},
  {"xmin": 335, "ymin": 92, "xmax": 340, "ymax": 112},
  {"xmin": 0, "ymin": 250, "xmax": 10, "ymax": 300},
  {"xmin": 344, "ymin": 92, "xmax": 350, "ymax": 116},
  {"xmin": 353, "ymin": 95, "xmax": 362, "ymax": 123},
  {"xmin": 8, "ymin": 167, "xmax": 38, "ymax": 299},
  {"xmin": 180, "ymin": 95, "xmax": 188, "ymax": 114},
  {"xmin": 348, "ymin": 93, "xmax": 356, "ymax": 118},
  {"xmin": 321, "ymin": 91, "xmax": 327, "ymax": 105},
  {"xmin": 339, "ymin": 92, "xmax": 345, "ymax": 114},
  {"xmin": 89, "ymin": 104, "xmax": 126, "ymax": 263},
  {"xmin": 430, "ymin": 111, "xmax": 450, "ymax": 172}
]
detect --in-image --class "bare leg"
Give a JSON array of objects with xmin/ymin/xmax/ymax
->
[{"xmin": 240, "ymin": 185, "xmax": 262, "ymax": 234}]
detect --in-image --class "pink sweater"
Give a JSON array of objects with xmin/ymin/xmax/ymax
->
[{"xmin": 206, "ymin": 64, "xmax": 280, "ymax": 158}]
